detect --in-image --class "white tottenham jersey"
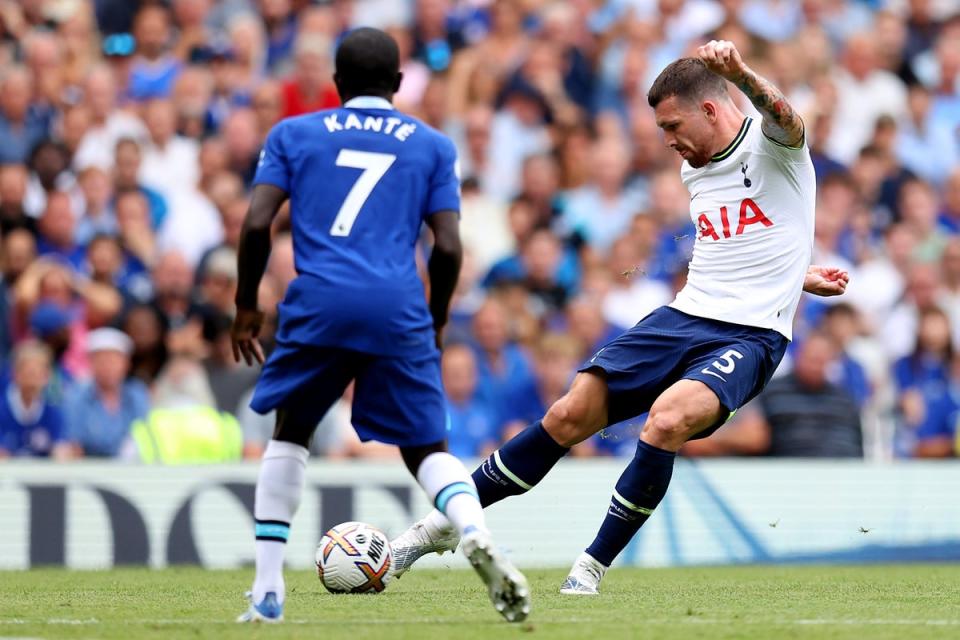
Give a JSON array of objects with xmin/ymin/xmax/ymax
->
[{"xmin": 670, "ymin": 117, "xmax": 816, "ymax": 340}]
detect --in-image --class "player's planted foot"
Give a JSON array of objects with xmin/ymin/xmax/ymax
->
[
  {"xmin": 559, "ymin": 552, "xmax": 607, "ymax": 596},
  {"xmin": 390, "ymin": 517, "xmax": 460, "ymax": 578},
  {"xmin": 461, "ymin": 528, "xmax": 531, "ymax": 623},
  {"xmin": 236, "ymin": 591, "xmax": 284, "ymax": 623}
]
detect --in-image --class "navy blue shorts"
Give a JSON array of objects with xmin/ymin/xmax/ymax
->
[
  {"xmin": 581, "ymin": 306, "xmax": 788, "ymax": 437},
  {"xmin": 250, "ymin": 343, "xmax": 446, "ymax": 447}
]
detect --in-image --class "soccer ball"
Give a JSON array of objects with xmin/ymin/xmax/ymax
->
[{"xmin": 315, "ymin": 521, "xmax": 393, "ymax": 594}]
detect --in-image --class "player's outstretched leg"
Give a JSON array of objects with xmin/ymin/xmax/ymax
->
[
  {"xmin": 401, "ymin": 445, "xmax": 530, "ymax": 623},
  {"xmin": 392, "ymin": 373, "xmax": 607, "ymax": 576},
  {"xmin": 559, "ymin": 439, "xmax": 674, "ymax": 595},
  {"xmin": 237, "ymin": 438, "xmax": 309, "ymax": 622},
  {"xmin": 561, "ymin": 380, "xmax": 721, "ymax": 596}
]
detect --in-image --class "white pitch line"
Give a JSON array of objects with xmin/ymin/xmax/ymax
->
[{"xmin": 3, "ymin": 618, "xmax": 960, "ymax": 627}]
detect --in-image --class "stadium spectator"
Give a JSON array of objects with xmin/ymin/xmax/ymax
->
[
  {"xmin": 912, "ymin": 351, "xmax": 960, "ymax": 458},
  {"xmin": 470, "ymin": 297, "xmax": 536, "ymax": 420},
  {"xmin": 24, "ymin": 140, "xmax": 77, "ymax": 218},
  {"xmin": 128, "ymin": 4, "xmax": 182, "ymax": 102},
  {"xmin": 36, "ymin": 191, "xmax": 81, "ymax": 268},
  {"xmin": 685, "ymin": 334, "xmax": 864, "ymax": 458},
  {"xmin": 113, "ymin": 137, "xmax": 167, "ymax": 230},
  {"xmin": 122, "ymin": 355, "xmax": 241, "ymax": 463},
  {"xmin": 121, "ymin": 303, "xmax": 168, "ymax": 388},
  {"xmin": 202, "ymin": 307, "xmax": 258, "ymax": 414},
  {"xmin": 0, "ymin": 163, "xmax": 34, "ymax": 236},
  {"xmin": 560, "ymin": 136, "xmax": 645, "ymax": 253},
  {"xmin": 73, "ymin": 66, "xmax": 149, "ymax": 172},
  {"xmin": 0, "ymin": 66, "xmax": 52, "ymax": 165},
  {"xmin": 27, "ymin": 301, "xmax": 76, "ymax": 406},
  {"xmin": 75, "ymin": 167, "xmax": 116, "ymax": 245},
  {"xmin": 827, "ymin": 33, "xmax": 908, "ymax": 165},
  {"xmin": 443, "ymin": 343, "xmax": 501, "ymax": 458},
  {"xmin": 0, "ymin": 229, "xmax": 38, "ymax": 359},
  {"xmin": 0, "ymin": 340, "xmax": 70, "ymax": 459},
  {"xmin": 64, "ymin": 327, "xmax": 149, "ymax": 457},
  {"xmin": 280, "ymin": 34, "xmax": 339, "ymax": 118}
]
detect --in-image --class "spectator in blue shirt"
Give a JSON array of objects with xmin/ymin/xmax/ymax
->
[
  {"xmin": 894, "ymin": 306, "xmax": 952, "ymax": 396},
  {"xmin": 127, "ymin": 6, "xmax": 182, "ymax": 102},
  {"xmin": 0, "ymin": 67, "xmax": 53, "ymax": 164},
  {"xmin": 0, "ymin": 340, "xmax": 70, "ymax": 459},
  {"xmin": 65, "ymin": 327, "xmax": 150, "ymax": 457},
  {"xmin": 442, "ymin": 343, "xmax": 501, "ymax": 459},
  {"xmin": 470, "ymin": 297, "xmax": 537, "ymax": 421},
  {"xmin": 913, "ymin": 350, "xmax": 960, "ymax": 459}
]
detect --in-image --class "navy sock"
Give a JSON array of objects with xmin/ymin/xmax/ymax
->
[
  {"xmin": 471, "ymin": 421, "xmax": 568, "ymax": 507},
  {"xmin": 585, "ymin": 439, "xmax": 676, "ymax": 567}
]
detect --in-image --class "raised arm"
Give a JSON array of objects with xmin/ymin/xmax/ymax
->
[
  {"xmin": 232, "ymin": 183, "xmax": 287, "ymax": 365},
  {"xmin": 424, "ymin": 211, "xmax": 463, "ymax": 349},
  {"xmin": 697, "ymin": 40, "xmax": 805, "ymax": 148}
]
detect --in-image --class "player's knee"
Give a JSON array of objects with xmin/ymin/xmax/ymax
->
[
  {"xmin": 544, "ymin": 396, "xmax": 596, "ymax": 448},
  {"xmin": 642, "ymin": 408, "xmax": 692, "ymax": 450}
]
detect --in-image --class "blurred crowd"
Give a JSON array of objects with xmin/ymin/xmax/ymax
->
[{"xmin": 0, "ymin": 0, "xmax": 959, "ymax": 463}]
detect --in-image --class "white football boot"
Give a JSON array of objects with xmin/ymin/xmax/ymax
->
[
  {"xmin": 236, "ymin": 591, "xmax": 283, "ymax": 623},
  {"xmin": 389, "ymin": 514, "xmax": 460, "ymax": 578},
  {"xmin": 461, "ymin": 528, "xmax": 531, "ymax": 623},
  {"xmin": 559, "ymin": 552, "xmax": 607, "ymax": 596}
]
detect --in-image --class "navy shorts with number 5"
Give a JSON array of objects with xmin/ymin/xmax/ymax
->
[{"xmin": 581, "ymin": 306, "xmax": 788, "ymax": 437}]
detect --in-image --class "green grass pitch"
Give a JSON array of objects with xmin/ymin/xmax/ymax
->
[{"xmin": 2, "ymin": 565, "xmax": 959, "ymax": 639}]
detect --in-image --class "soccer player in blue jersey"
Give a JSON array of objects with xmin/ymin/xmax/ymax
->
[{"xmin": 231, "ymin": 28, "xmax": 529, "ymax": 623}]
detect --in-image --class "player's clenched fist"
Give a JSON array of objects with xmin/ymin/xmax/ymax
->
[{"xmin": 697, "ymin": 40, "xmax": 747, "ymax": 81}]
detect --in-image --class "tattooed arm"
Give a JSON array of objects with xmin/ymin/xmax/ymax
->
[{"xmin": 697, "ymin": 40, "xmax": 805, "ymax": 148}]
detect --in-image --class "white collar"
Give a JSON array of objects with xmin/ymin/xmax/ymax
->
[
  {"xmin": 344, "ymin": 96, "xmax": 394, "ymax": 111},
  {"xmin": 7, "ymin": 385, "xmax": 44, "ymax": 424}
]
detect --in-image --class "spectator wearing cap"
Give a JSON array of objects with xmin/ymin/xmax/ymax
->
[
  {"xmin": 0, "ymin": 340, "xmax": 70, "ymax": 459},
  {"xmin": 27, "ymin": 300, "xmax": 76, "ymax": 405},
  {"xmin": 64, "ymin": 327, "xmax": 150, "ymax": 457}
]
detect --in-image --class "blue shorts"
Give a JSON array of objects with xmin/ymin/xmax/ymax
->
[
  {"xmin": 581, "ymin": 306, "xmax": 788, "ymax": 437},
  {"xmin": 250, "ymin": 343, "xmax": 446, "ymax": 447}
]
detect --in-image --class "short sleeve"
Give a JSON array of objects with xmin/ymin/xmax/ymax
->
[
  {"xmin": 427, "ymin": 135, "xmax": 461, "ymax": 215},
  {"xmin": 759, "ymin": 122, "xmax": 809, "ymax": 165},
  {"xmin": 253, "ymin": 123, "xmax": 292, "ymax": 192}
]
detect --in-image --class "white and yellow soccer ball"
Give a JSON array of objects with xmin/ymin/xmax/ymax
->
[{"xmin": 316, "ymin": 521, "xmax": 393, "ymax": 594}]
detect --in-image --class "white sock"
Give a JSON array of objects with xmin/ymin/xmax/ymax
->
[
  {"xmin": 416, "ymin": 452, "xmax": 486, "ymax": 536},
  {"xmin": 423, "ymin": 507, "xmax": 453, "ymax": 533},
  {"xmin": 252, "ymin": 440, "xmax": 309, "ymax": 605}
]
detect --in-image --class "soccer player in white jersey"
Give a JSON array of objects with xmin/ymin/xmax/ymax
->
[{"xmin": 389, "ymin": 40, "xmax": 850, "ymax": 594}]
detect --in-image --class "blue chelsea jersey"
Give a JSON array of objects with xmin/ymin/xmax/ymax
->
[{"xmin": 253, "ymin": 97, "xmax": 460, "ymax": 357}]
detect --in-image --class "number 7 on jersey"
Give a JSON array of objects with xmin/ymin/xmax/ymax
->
[{"xmin": 330, "ymin": 149, "xmax": 396, "ymax": 237}]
